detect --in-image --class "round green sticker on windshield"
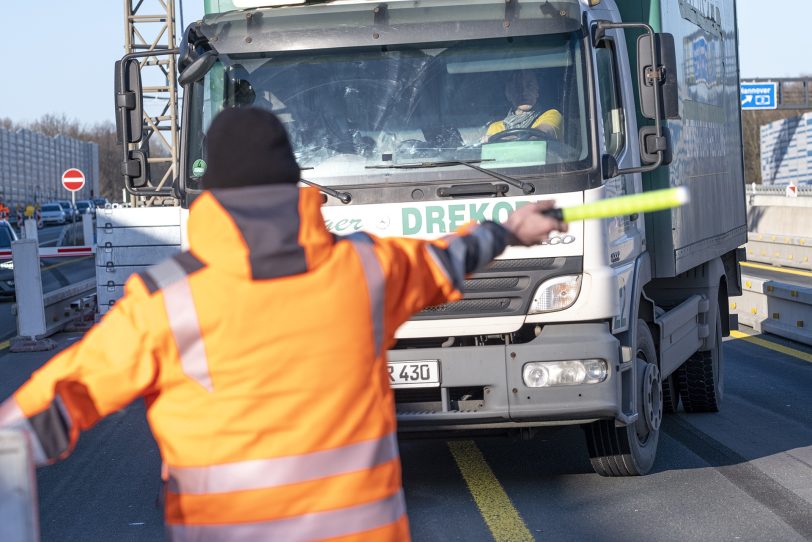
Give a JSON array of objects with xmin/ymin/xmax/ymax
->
[{"xmin": 192, "ymin": 159, "xmax": 207, "ymax": 178}]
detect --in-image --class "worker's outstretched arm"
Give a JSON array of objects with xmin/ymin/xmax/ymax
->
[
  {"xmin": 378, "ymin": 200, "xmax": 566, "ymax": 332},
  {"xmin": 0, "ymin": 278, "xmax": 159, "ymax": 466}
]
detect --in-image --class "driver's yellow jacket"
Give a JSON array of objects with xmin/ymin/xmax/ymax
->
[
  {"xmin": 486, "ymin": 108, "xmax": 563, "ymax": 139},
  {"xmin": 0, "ymin": 185, "xmax": 513, "ymax": 542}
]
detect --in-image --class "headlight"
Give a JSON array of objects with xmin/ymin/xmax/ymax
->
[
  {"xmin": 0, "ymin": 261, "xmax": 13, "ymax": 270},
  {"xmin": 528, "ymin": 274, "xmax": 581, "ymax": 313},
  {"xmin": 4, "ymin": 280, "xmax": 14, "ymax": 287},
  {"xmin": 522, "ymin": 359, "xmax": 608, "ymax": 388}
]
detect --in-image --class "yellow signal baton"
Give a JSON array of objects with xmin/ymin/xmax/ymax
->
[{"xmin": 543, "ymin": 187, "xmax": 689, "ymax": 222}]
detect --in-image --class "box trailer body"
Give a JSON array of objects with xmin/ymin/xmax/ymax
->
[{"xmin": 113, "ymin": 0, "xmax": 746, "ymax": 475}]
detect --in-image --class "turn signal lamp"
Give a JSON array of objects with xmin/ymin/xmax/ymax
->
[
  {"xmin": 522, "ymin": 360, "xmax": 608, "ymax": 388},
  {"xmin": 528, "ymin": 275, "xmax": 581, "ymax": 313}
]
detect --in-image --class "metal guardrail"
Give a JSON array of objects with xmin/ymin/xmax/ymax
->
[
  {"xmin": 10, "ymin": 239, "xmax": 96, "ymax": 351},
  {"xmin": 748, "ymin": 185, "xmax": 812, "ymax": 196}
]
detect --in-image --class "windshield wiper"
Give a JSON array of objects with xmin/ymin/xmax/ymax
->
[
  {"xmin": 366, "ymin": 160, "xmax": 534, "ymax": 195},
  {"xmin": 300, "ymin": 177, "xmax": 352, "ymax": 204},
  {"xmin": 366, "ymin": 159, "xmax": 485, "ymax": 169}
]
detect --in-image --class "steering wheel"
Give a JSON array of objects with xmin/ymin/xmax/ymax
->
[{"xmin": 488, "ymin": 128, "xmax": 553, "ymax": 143}]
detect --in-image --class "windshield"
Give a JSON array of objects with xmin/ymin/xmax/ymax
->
[
  {"xmin": 42, "ymin": 205, "xmax": 60, "ymax": 212},
  {"xmin": 186, "ymin": 32, "xmax": 590, "ymax": 189}
]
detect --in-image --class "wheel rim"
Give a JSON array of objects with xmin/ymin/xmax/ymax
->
[
  {"xmin": 634, "ymin": 350, "xmax": 662, "ymax": 445},
  {"xmin": 642, "ymin": 364, "xmax": 662, "ymax": 433}
]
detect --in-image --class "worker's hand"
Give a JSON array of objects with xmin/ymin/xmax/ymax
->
[{"xmin": 504, "ymin": 200, "xmax": 567, "ymax": 246}]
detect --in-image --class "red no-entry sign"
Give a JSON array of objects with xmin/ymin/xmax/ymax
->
[{"xmin": 62, "ymin": 168, "xmax": 85, "ymax": 192}]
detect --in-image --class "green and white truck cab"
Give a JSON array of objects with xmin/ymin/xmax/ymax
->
[{"xmin": 115, "ymin": 0, "xmax": 746, "ymax": 475}]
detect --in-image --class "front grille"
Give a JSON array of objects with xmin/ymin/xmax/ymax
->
[
  {"xmin": 414, "ymin": 256, "xmax": 582, "ymax": 321},
  {"xmin": 421, "ymin": 297, "xmax": 522, "ymax": 315},
  {"xmin": 463, "ymin": 277, "xmax": 521, "ymax": 291},
  {"xmin": 486, "ymin": 257, "xmax": 557, "ymax": 270}
]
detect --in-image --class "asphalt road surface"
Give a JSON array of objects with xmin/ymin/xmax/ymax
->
[{"xmin": 0, "ymin": 328, "xmax": 809, "ymax": 542}]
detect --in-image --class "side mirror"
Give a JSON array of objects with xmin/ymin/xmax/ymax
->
[
  {"xmin": 637, "ymin": 33, "xmax": 679, "ymax": 120},
  {"xmin": 114, "ymin": 59, "xmax": 143, "ymax": 144},
  {"xmin": 178, "ymin": 50, "xmax": 217, "ymax": 86}
]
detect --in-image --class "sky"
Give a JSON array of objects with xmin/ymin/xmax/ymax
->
[{"xmin": 0, "ymin": 1, "xmax": 805, "ymax": 126}]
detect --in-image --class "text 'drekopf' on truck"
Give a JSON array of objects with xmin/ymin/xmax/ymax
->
[{"xmin": 115, "ymin": 0, "xmax": 746, "ymax": 476}]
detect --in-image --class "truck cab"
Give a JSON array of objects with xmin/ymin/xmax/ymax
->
[{"xmin": 115, "ymin": 0, "xmax": 746, "ymax": 476}]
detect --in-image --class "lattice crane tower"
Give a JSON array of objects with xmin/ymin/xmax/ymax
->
[{"xmin": 123, "ymin": 0, "xmax": 179, "ymax": 204}]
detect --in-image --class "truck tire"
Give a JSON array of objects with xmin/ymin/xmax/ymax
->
[
  {"xmin": 584, "ymin": 320, "xmax": 661, "ymax": 476},
  {"xmin": 677, "ymin": 308, "xmax": 724, "ymax": 412}
]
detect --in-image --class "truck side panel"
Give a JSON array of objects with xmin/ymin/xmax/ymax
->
[{"xmin": 618, "ymin": 0, "xmax": 746, "ymax": 278}]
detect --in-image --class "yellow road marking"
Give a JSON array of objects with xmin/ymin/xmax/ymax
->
[
  {"xmin": 447, "ymin": 440, "xmax": 534, "ymax": 542},
  {"xmin": 740, "ymin": 262, "xmax": 812, "ymax": 279},
  {"xmin": 41, "ymin": 256, "xmax": 92, "ymax": 273},
  {"xmin": 0, "ymin": 340, "xmax": 9, "ymax": 351},
  {"xmin": 730, "ymin": 330, "xmax": 812, "ymax": 364}
]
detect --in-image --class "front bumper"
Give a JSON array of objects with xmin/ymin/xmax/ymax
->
[{"xmin": 389, "ymin": 322, "xmax": 620, "ymax": 429}]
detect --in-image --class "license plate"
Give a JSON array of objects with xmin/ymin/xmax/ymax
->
[{"xmin": 388, "ymin": 360, "xmax": 440, "ymax": 389}]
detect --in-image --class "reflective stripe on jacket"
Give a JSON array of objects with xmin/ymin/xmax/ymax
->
[{"xmin": 0, "ymin": 185, "xmax": 511, "ymax": 541}]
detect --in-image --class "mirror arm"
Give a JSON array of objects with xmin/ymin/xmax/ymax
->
[{"xmin": 592, "ymin": 21, "xmax": 664, "ymax": 176}]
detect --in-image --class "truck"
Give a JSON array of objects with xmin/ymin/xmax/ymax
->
[{"xmin": 113, "ymin": 0, "xmax": 746, "ymax": 476}]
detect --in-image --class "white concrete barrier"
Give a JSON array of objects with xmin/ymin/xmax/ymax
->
[
  {"xmin": 12, "ymin": 239, "xmax": 47, "ymax": 342},
  {"xmin": 23, "ymin": 219, "xmax": 38, "ymax": 243},
  {"xmin": 0, "ymin": 430, "xmax": 40, "ymax": 542}
]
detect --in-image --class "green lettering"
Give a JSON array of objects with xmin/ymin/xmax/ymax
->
[
  {"xmin": 447, "ymin": 204, "xmax": 466, "ymax": 231},
  {"xmin": 348, "ymin": 219, "xmax": 363, "ymax": 231},
  {"xmin": 335, "ymin": 219, "xmax": 349, "ymax": 231},
  {"xmin": 426, "ymin": 206, "xmax": 447, "ymax": 234},
  {"xmin": 492, "ymin": 202, "xmax": 514, "ymax": 223},
  {"xmin": 468, "ymin": 203, "xmax": 488, "ymax": 223},
  {"xmin": 402, "ymin": 208, "xmax": 422, "ymax": 235}
]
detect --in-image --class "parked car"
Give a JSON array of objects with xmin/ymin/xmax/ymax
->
[
  {"xmin": 93, "ymin": 197, "xmax": 110, "ymax": 208},
  {"xmin": 56, "ymin": 200, "xmax": 78, "ymax": 219},
  {"xmin": 40, "ymin": 203, "xmax": 67, "ymax": 225},
  {"xmin": 0, "ymin": 220, "xmax": 19, "ymax": 299},
  {"xmin": 75, "ymin": 200, "xmax": 96, "ymax": 216}
]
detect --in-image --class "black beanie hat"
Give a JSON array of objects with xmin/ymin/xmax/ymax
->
[{"xmin": 201, "ymin": 107, "xmax": 300, "ymax": 189}]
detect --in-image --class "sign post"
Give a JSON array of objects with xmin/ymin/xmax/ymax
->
[
  {"xmin": 741, "ymin": 82, "xmax": 778, "ymax": 110},
  {"xmin": 61, "ymin": 169, "xmax": 85, "ymax": 227}
]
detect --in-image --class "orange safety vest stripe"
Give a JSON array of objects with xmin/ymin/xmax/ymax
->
[
  {"xmin": 167, "ymin": 431, "xmax": 398, "ymax": 495},
  {"xmin": 165, "ymin": 460, "xmax": 401, "ymax": 525},
  {"xmin": 167, "ymin": 490, "xmax": 406, "ymax": 542}
]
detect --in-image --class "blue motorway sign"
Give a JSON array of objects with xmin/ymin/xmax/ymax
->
[{"xmin": 741, "ymin": 82, "xmax": 778, "ymax": 110}]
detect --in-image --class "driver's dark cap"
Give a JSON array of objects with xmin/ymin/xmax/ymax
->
[{"xmin": 201, "ymin": 107, "xmax": 300, "ymax": 189}]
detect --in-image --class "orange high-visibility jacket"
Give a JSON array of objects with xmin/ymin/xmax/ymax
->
[{"xmin": 0, "ymin": 185, "xmax": 511, "ymax": 542}]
